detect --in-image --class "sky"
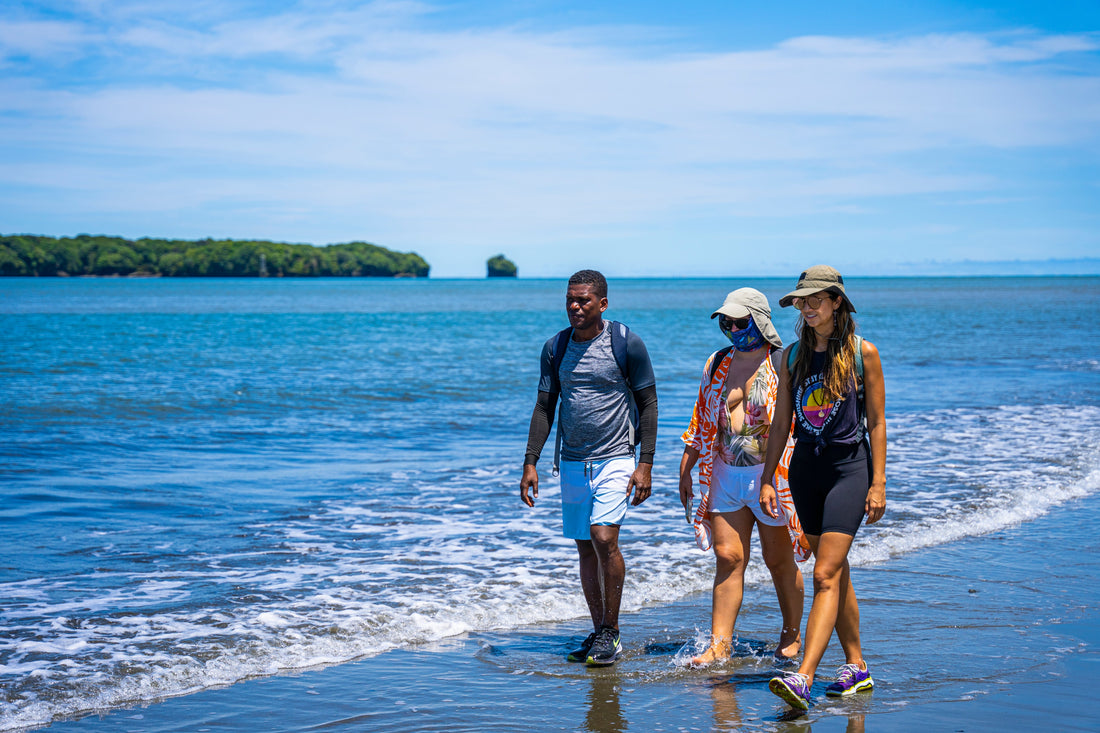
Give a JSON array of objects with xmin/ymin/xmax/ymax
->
[{"xmin": 1, "ymin": 1, "xmax": 1098, "ymax": 277}]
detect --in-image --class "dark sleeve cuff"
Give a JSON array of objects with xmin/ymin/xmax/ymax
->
[
  {"xmin": 524, "ymin": 390, "xmax": 556, "ymax": 463},
  {"xmin": 633, "ymin": 384, "xmax": 658, "ymax": 462}
]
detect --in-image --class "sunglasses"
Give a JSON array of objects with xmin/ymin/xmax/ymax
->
[
  {"xmin": 718, "ymin": 315, "xmax": 751, "ymax": 331},
  {"xmin": 792, "ymin": 295, "xmax": 831, "ymax": 310}
]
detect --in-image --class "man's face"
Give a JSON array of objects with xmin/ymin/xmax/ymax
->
[{"xmin": 566, "ymin": 284, "xmax": 607, "ymax": 331}]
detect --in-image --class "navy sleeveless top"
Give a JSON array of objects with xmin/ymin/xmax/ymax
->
[{"xmin": 792, "ymin": 349, "xmax": 863, "ymax": 452}]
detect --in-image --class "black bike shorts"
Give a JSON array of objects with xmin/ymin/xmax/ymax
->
[{"xmin": 788, "ymin": 440, "xmax": 871, "ymax": 537}]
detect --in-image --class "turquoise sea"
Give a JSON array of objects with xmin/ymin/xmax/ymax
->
[{"xmin": 2, "ymin": 276, "xmax": 1099, "ymax": 731}]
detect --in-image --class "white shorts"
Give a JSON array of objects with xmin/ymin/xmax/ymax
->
[
  {"xmin": 559, "ymin": 456, "xmax": 634, "ymax": 540},
  {"xmin": 709, "ymin": 460, "xmax": 786, "ymax": 527}
]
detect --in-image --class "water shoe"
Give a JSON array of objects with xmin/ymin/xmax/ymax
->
[
  {"xmin": 824, "ymin": 663, "xmax": 874, "ymax": 697},
  {"xmin": 769, "ymin": 671, "xmax": 812, "ymax": 710},
  {"xmin": 567, "ymin": 631, "xmax": 597, "ymax": 663},
  {"xmin": 585, "ymin": 625, "xmax": 622, "ymax": 667}
]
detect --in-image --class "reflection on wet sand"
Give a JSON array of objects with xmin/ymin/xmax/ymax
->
[
  {"xmin": 705, "ymin": 675, "xmax": 744, "ymax": 729},
  {"xmin": 582, "ymin": 672, "xmax": 625, "ymax": 733},
  {"xmin": 775, "ymin": 703, "xmax": 867, "ymax": 730}
]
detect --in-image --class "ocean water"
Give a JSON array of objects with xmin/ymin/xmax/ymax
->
[{"xmin": 1, "ymin": 276, "xmax": 1098, "ymax": 731}]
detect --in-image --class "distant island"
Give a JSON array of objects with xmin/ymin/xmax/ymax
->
[
  {"xmin": 0, "ymin": 234, "xmax": 430, "ymax": 278},
  {"xmin": 487, "ymin": 254, "xmax": 517, "ymax": 278}
]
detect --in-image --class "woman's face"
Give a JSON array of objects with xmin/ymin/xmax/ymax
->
[{"xmin": 795, "ymin": 290, "xmax": 841, "ymax": 329}]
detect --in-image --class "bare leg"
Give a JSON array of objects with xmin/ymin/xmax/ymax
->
[
  {"xmin": 692, "ymin": 509, "xmax": 754, "ymax": 665},
  {"xmin": 758, "ymin": 521, "xmax": 804, "ymax": 659},
  {"xmin": 834, "ymin": 558, "xmax": 865, "ymax": 668},
  {"xmin": 575, "ymin": 539, "xmax": 603, "ymax": 630},
  {"xmin": 589, "ymin": 525, "xmax": 625, "ymax": 629},
  {"xmin": 797, "ymin": 531, "xmax": 856, "ymax": 685}
]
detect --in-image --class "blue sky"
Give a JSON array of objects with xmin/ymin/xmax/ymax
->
[{"xmin": 1, "ymin": 1, "xmax": 1098, "ymax": 277}]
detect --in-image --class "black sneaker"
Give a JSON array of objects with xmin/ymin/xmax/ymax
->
[
  {"xmin": 567, "ymin": 631, "xmax": 597, "ymax": 662},
  {"xmin": 585, "ymin": 625, "xmax": 622, "ymax": 667}
]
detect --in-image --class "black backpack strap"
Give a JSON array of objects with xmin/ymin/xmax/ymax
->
[
  {"xmin": 547, "ymin": 327, "xmax": 571, "ymax": 475},
  {"xmin": 707, "ymin": 346, "xmax": 734, "ymax": 383},
  {"xmin": 607, "ymin": 320, "xmax": 638, "ymax": 454},
  {"xmin": 769, "ymin": 346, "xmax": 782, "ymax": 375},
  {"xmin": 608, "ymin": 320, "xmax": 631, "ymax": 388},
  {"xmin": 548, "ymin": 327, "xmax": 572, "ymax": 393}
]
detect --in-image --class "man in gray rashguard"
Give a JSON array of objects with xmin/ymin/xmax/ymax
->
[{"xmin": 520, "ymin": 269, "xmax": 658, "ymax": 667}]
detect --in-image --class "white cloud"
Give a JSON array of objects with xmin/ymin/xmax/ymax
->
[
  {"xmin": 0, "ymin": 3, "xmax": 1098, "ymax": 274},
  {"xmin": 0, "ymin": 19, "xmax": 93, "ymax": 60}
]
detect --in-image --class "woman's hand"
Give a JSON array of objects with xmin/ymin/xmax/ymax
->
[
  {"xmin": 678, "ymin": 447, "xmax": 700, "ymax": 523},
  {"xmin": 759, "ymin": 480, "xmax": 780, "ymax": 520},
  {"xmin": 865, "ymin": 481, "xmax": 886, "ymax": 524},
  {"xmin": 679, "ymin": 471, "xmax": 693, "ymax": 513}
]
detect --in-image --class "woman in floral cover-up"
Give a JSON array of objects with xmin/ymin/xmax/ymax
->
[{"xmin": 679, "ymin": 288, "xmax": 808, "ymax": 666}]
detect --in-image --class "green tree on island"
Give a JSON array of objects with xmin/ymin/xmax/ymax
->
[
  {"xmin": 487, "ymin": 254, "xmax": 517, "ymax": 278},
  {"xmin": 0, "ymin": 235, "xmax": 430, "ymax": 278}
]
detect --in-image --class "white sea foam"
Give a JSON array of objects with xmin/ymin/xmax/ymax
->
[{"xmin": 845, "ymin": 406, "xmax": 1100, "ymax": 567}]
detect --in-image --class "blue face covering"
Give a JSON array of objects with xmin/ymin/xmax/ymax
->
[{"xmin": 722, "ymin": 317, "xmax": 767, "ymax": 352}]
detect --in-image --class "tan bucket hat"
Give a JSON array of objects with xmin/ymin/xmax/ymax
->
[
  {"xmin": 710, "ymin": 287, "xmax": 782, "ymax": 348},
  {"xmin": 778, "ymin": 264, "xmax": 856, "ymax": 312}
]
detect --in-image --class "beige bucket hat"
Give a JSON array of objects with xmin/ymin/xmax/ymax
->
[
  {"xmin": 778, "ymin": 265, "xmax": 856, "ymax": 312},
  {"xmin": 710, "ymin": 287, "xmax": 782, "ymax": 348}
]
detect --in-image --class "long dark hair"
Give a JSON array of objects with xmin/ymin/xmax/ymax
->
[{"xmin": 791, "ymin": 295, "xmax": 858, "ymax": 403}]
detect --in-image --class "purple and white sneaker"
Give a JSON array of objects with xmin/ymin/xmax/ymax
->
[
  {"xmin": 825, "ymin": 663, "xmax": 874, "ymax": 697},
  {"xmin": 769, "ymin": 671, "xmax": 812, "ymax": 710}
]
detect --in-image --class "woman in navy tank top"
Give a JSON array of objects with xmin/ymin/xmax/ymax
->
[{"xmin": 758, "ymin": 265, "xmax": 887, "ymax": 711}]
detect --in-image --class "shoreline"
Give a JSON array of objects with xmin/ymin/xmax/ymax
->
[{"xmin": 31, "ymin": 492, "xmax": 1100, "ymax": 733}]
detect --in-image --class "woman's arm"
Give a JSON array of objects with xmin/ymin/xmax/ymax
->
[
  {"xmin": 862, "ymin": 338, "xmax": 887, "ymax": 524},
  {"xmin": 679, "ymin": 356, "xmax": 716, "ymax": 514},
  {"xmin": 759, "ymin": 346, "xmax": 794, "ymax": 519},
  {"xmin": 679, "ymin": 445, "xmax": 700, "ymax": 512}
]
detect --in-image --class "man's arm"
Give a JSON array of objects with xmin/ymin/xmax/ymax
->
[
  {"xmin": 520, "ymin": 389, "xmax": 557, "ymax": 507},
  {"xmin": 628, "ymin": 384, "xmax": 657, "ymax": 506},
  {"xmin": 522, "ymin": 336, "xmax": 561, "ymax": 507},
  {"xmin": 632, "ymin": 384, "xmax": 657, "ymax": 465},
  {"xmin": 524, "ymin": 389, "xmax": 557, "ymax": 466}
]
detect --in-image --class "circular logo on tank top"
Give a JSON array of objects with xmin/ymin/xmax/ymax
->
[{"xmin": 797, "ymin": 375, "xmax": 835, "ymax": 431}]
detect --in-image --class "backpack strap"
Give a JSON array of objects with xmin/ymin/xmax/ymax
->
[
  {"xmin": 547, "ymin": 327, "xmax": 573, "ymax": 394},
  {"xmin": 607, "ymin": 320, "xmax": 637, "ymax": 454},
  {"xmin": 547, "ymin": 327, "xmax": 570, "ymax": 475},
  {"xmin": 854, "ymin": 334, "xmax": 864, "ymax": 381},
  {"xmin": 608, "ymin": 321, "xmax": 632, "ymax": 388},
  {"xmin": 853, "ymin": 335, "xmax": 866, "ymax": 441},
  {"xmin": 707, "ymin": 346, "xmax": 734, "ymax": 383}
]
